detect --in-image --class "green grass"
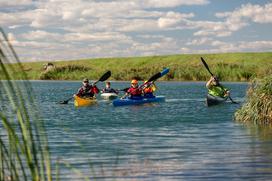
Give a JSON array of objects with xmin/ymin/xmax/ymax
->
[
  {"xmin": 0, "ymin": 28, "xmax": 52, "ymax": 181},
  {"xmin": 235, "ymin": 75, "xmax": 272, "ymax": 124},
  {"xmin": 1, "ymin": 52, "xmax": 272, "ymax": 81}
]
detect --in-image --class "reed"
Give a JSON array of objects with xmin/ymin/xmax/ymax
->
[
  {"xmin": 235, "ymin": 75, "xmax": 272, "ymax": 124},
  {"xmin": 0, "ymin": 28, "xmax": 52, "ymax": 180}
]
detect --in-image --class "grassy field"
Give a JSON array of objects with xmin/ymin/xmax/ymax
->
[{"xmin": 1, "ymin": 52, "xmax": 272, "ymax": 81}]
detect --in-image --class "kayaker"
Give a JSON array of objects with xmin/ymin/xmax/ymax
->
[
  {"xmin": 101, "ymin": 82, "xmax": 118, "ymax": 94},
  {"xmin": 143, "ymin": 80, "xmax": 156, "ymax": 98},
  {"xmin": 123, "ymin": 79, "xmax": 143, "ymax": 99},
  {"xmin": 74, "ymin": 78, "xmax": 99, "ymax": 98},
  {"xmin": 206, "ymin": 76, "xmax": 229, "ymax": 98}
]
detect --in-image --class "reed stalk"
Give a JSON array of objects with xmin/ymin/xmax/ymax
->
[
  {"xmin": 0, "ymin": 27, "xmax": 52, "ymax": 180},
  {"xmin": 235, "ymin": 75, "xmax": 272, "ymax": 124}
]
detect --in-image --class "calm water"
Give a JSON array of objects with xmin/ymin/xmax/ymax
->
[{"xmin": 3, "ymin": 81, "xmax": 272, "ymax": 180}]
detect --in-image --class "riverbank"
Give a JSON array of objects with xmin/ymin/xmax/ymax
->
[
  {"xmin": 1, "ymin": 52, "xmax": 272, "ymax": 81},
  {"xmin": 235, "ymin": 75, "xmax": 272, "ymax": 125}
]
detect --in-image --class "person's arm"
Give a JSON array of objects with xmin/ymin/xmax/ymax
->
[
  {"xmin": 74, "ymin": 87, "xmax": 82, "ymax": 97},
  {"xmin": 206, "ymin": 77, "xmax": 214, "ymax": 89},
  {"xmin": 113, "ymin": 88, "xmax": 119, "ymax": 94}
]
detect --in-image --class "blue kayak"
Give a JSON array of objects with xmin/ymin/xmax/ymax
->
[{"xmin": 113, "ymin": 96, "xmax": 165, "ymax": 106}]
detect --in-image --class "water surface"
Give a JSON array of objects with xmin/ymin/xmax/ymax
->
[{"xmin": 4, "ymin": 81, "xmax": 272, "ymax": 180}]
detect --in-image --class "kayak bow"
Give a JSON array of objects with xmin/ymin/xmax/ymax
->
[
  {"xmin": 206, "ymin": 94, "xmax": 228, "ymax": 107},
  {"xmin": 74, "ymin": 95, "xmax": 97, "ymax": 107},
  {"xmin": 101, "ymin": 93, "xmax": 118, "ymax": 100}
]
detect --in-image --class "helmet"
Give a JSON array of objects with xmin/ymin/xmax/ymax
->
[
  {"xmin": 131, "ymin": 79, "xmax": 138, "ymax": 84},
  {"xmin": 83, "ymin": 78, "xmax": 89, "ymax": 82}
]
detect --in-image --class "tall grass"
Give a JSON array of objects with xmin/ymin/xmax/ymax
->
[
  {"xmin": 1, "ymin": 52, "xmax": 271, "ymax": 81},
  {"xmin": 0, "ymin": 28, "xmax": 52, "ymax": 180},
  {"xmin": 235, "ymin": 75, "xmax": 272, "ymax": 124}
]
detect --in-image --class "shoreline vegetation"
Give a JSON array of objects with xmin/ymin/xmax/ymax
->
[
  {"xmin": 235, "ymin": 75, "xmax": 272, "ymax": 125},
  {"xmin": 1, "ymin": 52, "xmax": 272, "ymax": 81}
]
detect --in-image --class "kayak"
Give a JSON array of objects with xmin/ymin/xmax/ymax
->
[
  {"xmin": 206, "ymin": 94, "xmax": 228, "ymax": 106},
  {"xmin": 113, "ymin": 96, "xmax": 165, "ymax": 107},
  {"xmin": 100, "ymin": 92, "xmax": 118, "ymax": 100},
  {"xmin": 74, "ymin": 95, "xmax": 97, "ymax": 107}
]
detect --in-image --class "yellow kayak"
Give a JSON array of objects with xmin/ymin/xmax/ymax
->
[{"xmin": 74, "ymin": 96, "xmax": 97, "ymax": 107}]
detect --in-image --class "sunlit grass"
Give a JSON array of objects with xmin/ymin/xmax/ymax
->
[
  {"xmin": 1, "ymin": 52, "xmax": 271, "ymax": 81},
  {"xmin": 235, "ymin": 75, "xmax": 272, "ymax": 124}
]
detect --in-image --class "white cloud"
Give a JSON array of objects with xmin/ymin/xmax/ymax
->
[
  {"xmin": 143, "ymin": 0, "xmax": 209, "ymax": 8},
  {"xmin": 216, "ymin": 3, "xmax": 272, "ymax": 24},
  {"xmin": 193, "ymin": 3, "xmax": 272, "ymax": 37},
  {"xmin": 158, "ymin": 12, "xmax": 194, "ymax": 28},
  {"xmin": 0, "ymin": 0, "xmax": 32, "ymax": 6},
  {"xmin": 186, "ymin": 37, "xmax": 213, "ymax": 45}
]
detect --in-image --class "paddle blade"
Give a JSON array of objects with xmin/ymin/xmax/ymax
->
[
  {"xmin": 147, "ymin": 72, "xmax": 161, "ymax": 82},
  {"xmin": 201, "ymin": 57, "xmax": 213, "ymax": 76},
  {"xmin": 229, "ymin": 96, "xmax": 239, "ymax": 104},
  {"xmin": 99, "ymin": 71, "xmax": 111, "ymax": 82},
  {"xmin": 160, "ymin": 68, "xmax": 170, "ymax": 77},
  {"xmin": 58, "ymin": 97, "xmax": 73, "ymax": 104},
  {"xmin": 147, "ymin": 68, "xmax": 170, "ymax": 82},
  {"xmin": 59, "ymin": 100, "xmax": 68, "ymax": 104}
]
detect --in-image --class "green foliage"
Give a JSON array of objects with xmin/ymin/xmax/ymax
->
[
  {"xmin": 0, "ymin": 52, "xmax": 271, "ymax": 81},
  {"xmin": 235, "ymin": 75, "xmax": 272, "ymax": 124}
]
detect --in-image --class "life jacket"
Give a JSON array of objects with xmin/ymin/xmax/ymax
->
[
  {"xmin": 127, "ymin": 87, "xmax": 142, "ymax": 97},
  {"xmin": 144, "ymin": 87, "xmax": 153, "ymax": 94},
  {"xmin": 208, "ymin": 85, "xmax": 228, "ymax": 98},
  {"xmin": 102, "ymin": 88, "xmax": 117, "ymax": 94},
  {"xmin": 76, "ymin": 85, "xmax": 99, "ymax": 97}
]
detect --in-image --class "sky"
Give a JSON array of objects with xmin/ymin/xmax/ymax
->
[{"xmin": 0, "ymin": 0, "xmax": 272, "ymax": 62}]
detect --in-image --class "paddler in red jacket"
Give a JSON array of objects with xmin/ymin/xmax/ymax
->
[
  {"xmin": 74, "ymin": 78, "xmax": 99, "ymax": 98},
  {"xmin": 123, "ymin": 79, "xmax": 143, "ymax": 99}
]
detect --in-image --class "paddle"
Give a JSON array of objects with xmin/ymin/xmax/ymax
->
[
  {"xmin": 200, "ymin": 57, "xmax": 238, "ymax": 104},
  {"xmin": 59, "ymin": 71, "xmax": 111, "ymax": 104},
  {"xmin": 122, "ymin": 68, "xmax": 169, "ymax": 98},
  {"xmin": 118, "ymin": 88, "xmax": 129, "ymax": 92}
]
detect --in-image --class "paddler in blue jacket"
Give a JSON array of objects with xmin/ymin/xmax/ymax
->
[{"xmin": 206, "ymin": 76, "xmax": 229, "ymax": 98}]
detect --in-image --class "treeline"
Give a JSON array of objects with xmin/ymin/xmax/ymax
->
[{"xmin": 1, "ymin": 52, "xmax": 272, "ymax": 81}]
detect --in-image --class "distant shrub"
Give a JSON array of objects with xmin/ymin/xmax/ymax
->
[{"xmin": 40, "ymin": 65, "xmax": 90, "ymax": 80}]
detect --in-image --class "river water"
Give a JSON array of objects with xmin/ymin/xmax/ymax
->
[{"xmin": 3, "ymin": 81, "xmax": 272, "ymax": 180}]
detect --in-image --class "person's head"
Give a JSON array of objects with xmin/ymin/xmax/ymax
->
[
  {"xmin": 106, "ymin": 82, "xmax": 111, "ymax": 88},
  {"xmin": 82, "ymin": 78, "xmax": 89, "ymax": 86},
  {"xmin": 131, "ymin": 79, "xmax": 138, "ymax": 88}
]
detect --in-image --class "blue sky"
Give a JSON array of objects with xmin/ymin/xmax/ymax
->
[{"xmin": 0, "ymin": 0, "xmax": 271, "ymax": 62}]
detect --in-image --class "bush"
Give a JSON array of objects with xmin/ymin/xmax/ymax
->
[{"xmin": 235, "ymin": 76, "xmax": 272, "ymax": 125}]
